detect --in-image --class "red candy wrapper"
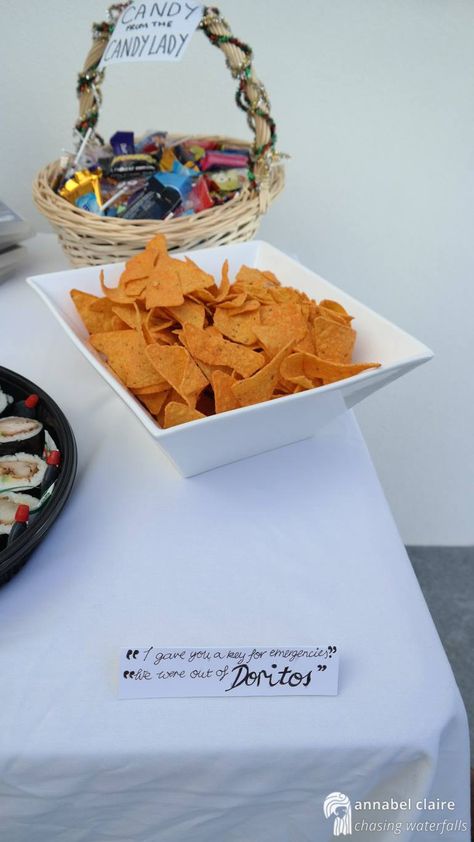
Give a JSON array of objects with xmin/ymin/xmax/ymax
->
[
  {"xmin": 192, "ymin": 177, "xmax": 214, "ymax": 211},
  {"xmin": 200, "ymin": 150, "xmax": 249, "ymax": 171}
]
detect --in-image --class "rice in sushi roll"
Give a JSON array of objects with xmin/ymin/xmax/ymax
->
[
  {"xmin": 0, "ymin": 453, "xmax": 47, "ymax": 495},
  {"xmin": 0, "ymin": 388, "xmax": 13, "ymax": 417},
  {"xmin": 0, "ymin": 416, "xmax": 44, "ymax": 456}
]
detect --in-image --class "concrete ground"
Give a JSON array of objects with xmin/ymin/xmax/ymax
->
[{"xmin": 407, "ymin": 546, "xmax": 473, "ymax": 757}]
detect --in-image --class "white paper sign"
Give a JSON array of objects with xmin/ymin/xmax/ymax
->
[
  {"xmin": 99, "ymin": 2, "xmax": 203, "ymax": 68},
  {"xmin": 119, "ymin": 645, "xmax": 339, "ymax": 699}
]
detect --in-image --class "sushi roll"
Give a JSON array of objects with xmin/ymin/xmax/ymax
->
[
  {"xmin": 0, "ymin": 388, "xmax": 13, "ymax": 417},
  {"xmin": 0, "ymin": 453, "xmax": 47, "ymax": 495},
  {"xmin": 0, "ymin": 416, "xmax": 44, "ymax": 456},
  {"xmin": 0, "ymin": 491, "xmax": 38, "ymax": 552}
]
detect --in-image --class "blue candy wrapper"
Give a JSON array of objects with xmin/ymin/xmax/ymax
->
[{"xmin": 110, "ymin": 131, "xmax": 135, "ymax": 156}]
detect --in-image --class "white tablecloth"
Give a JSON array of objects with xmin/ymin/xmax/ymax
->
[{"xmin": 0, "ymin": 236, "xmax": 470, "ymax": 841}]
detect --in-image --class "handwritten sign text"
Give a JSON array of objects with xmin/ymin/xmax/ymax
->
[{"xmin": 119, "ymin": 645, "xmax": 339, "ymax": 698}]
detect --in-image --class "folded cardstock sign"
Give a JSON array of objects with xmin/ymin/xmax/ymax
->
[
  {"xmin": 119, "ymin": 645, "xmax": 339, "ymax": 699},
  {"xmin": 99, "ymin": 1, "xmax": 203, "ymax": 68}
]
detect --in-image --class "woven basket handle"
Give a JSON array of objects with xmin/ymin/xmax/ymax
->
[{"xmin": 76, "ymin": 4, "xmax": 277, "ymax": 202}]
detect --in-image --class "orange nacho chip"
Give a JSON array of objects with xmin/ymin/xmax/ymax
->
[
  {"xmin": 120, "ymin": 277, "xmax": 148, "ymax": 299},
  {"xmin": 232, "ymin": 342, "xmax": 294, "ymax": 407},
  {"xmin": 145, "ymin": 233, "xmax": 168, "ymax": 257},
  {"xmin": 212, "ymin": 371, "xmax": 240, "ymax": 414},
  {"xmin": 167, "ymin": 299, "xmax": 206, "ymax": 329},
  {"xmin": 189, "ymin": 357, "xmax": 233, "ymax": 383},
  {"xmin": 111, "ymin": 302, "xmax": 144, "ymax": 330},
  {"xmin": 163, "ymin": 401, "xmax": 206, "ymax": 428},
  {"xmin": 119, "ymin": 247, "xmax": 158, "ymax": 284},
  {"xmin": 176, "ymin": 258, "xmax": 215, "ymax": 296},
  {"xmin": 146, "ymin": 254, "xmax": 184, "ymax": 308},
  {"xmin": 136, "ymin": 390, "xmax": 170, "ymax": 416},
  {"xmin": 213, "ymin": 305, "xmax": 260, "ymax": 346},
  {"xmin": 319, "ymin": 299, "xmax": 353, "ymax": 324},
  {"xmin": 100, "ymin": 270, "xmax": 137, "ymax": 304},
  {"xmin": 182, "ymin": 323, "xmax": 264, "ymax": 378},
  {"xmin": 213, "ymin": 260, "xmax": 231, "ymax": 302},
  {"xmin": 281, "ymin": 352, "xmax": 380, "ymax": 387},
  {"xmin": 313, "ymin": 316, "xmax": 356, "ymax": 364},
  {"xmin": 253, "ymin": 302, "xmax": 308, "ymax": 359},
  {"xmin": 218, "ymin": 292, "xmax": 248, "ymax": 310},
  {"xmin": 132, "ymin": 381, "xmax": 169, "ymax": 395},
  {"xmin": 235, "ymin": 266, "xmax": 280, "ymax": 288},
  {"xmin": 70, "ymin": 290, "xmax": 127, "ymax": 334},
  {"xmin": 294, "ymin": 329, "xmax": 316, "ymax": 355},
  {"xmin": 146, "ymin": 344, "xmax": 208, "ymax": 407},
  {"xmin": 90, "ymin": 329, "xmax": 161, "ymax": 388}
]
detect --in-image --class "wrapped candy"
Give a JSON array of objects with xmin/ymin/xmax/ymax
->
[
  {"xmin": 108, "ymin": 154, "xmax": 157, "ymax": 180},
  {"xmin": 207, "ymin": 168, "xmax": 248, "ymax": 194},
  {"xmin": 121, "ymin": 180, "xmax": 181, "ymax": 220},
  {"xmin": 200, "ymin": 150, "xmax": 249, "ymax": 171},
  {"xmin": 59, "ymin": 169, "xmax": 103, "ymax": 209},
  {"xmin": 110, "ymin": 131, "xmax": 135, "ymax": 156},
  {"xmin": 56, "ymin": 130, "xmax": 252, "ymax": 219}
]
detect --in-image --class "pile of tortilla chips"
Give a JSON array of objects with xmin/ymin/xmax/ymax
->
[{"xmin": 70, "ymin": 235, "xmax": 380, "ymax": 428}]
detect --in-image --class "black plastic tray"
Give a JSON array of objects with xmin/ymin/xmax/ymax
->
[{"xmin": 0, "ymin": 366, "xmax": 77, "ymax": 586}]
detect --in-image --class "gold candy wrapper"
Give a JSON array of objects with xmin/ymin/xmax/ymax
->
[{"xmin": 60, "ymin": 169, "xmax": 103, "ymax": 207}]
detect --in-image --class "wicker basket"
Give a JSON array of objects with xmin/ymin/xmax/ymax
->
[{"xmin": 32, "ymin": 5, "xmax": 285, "ymax": 267}]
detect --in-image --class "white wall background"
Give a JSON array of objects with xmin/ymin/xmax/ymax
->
[{"xmin": 1, "ymin": 0, "xmax": 473, "ymax": 545}]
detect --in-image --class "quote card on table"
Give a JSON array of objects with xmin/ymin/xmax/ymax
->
[{"xmin": 119, "ymin": 645, "xmax": 339, "ymax": 699}]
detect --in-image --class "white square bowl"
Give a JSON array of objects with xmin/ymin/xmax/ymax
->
[{"xmin": 28, "ymin": 240, "xmax": 432, "ymax": 476}]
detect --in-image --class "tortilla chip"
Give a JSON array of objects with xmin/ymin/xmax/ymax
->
[
  {"xmin": 177, "ymin": 258, "xmax": 215, "ymax": 295},
  {"xmin": 213, "ymin": 306, "xmax": 260, "ymax": 346},
  {"xmin": 163, "ymin": 401, "xmax": 206, "ymax": 428},
  {"xmin": 71, "ymin": 290, "xmax": 127, "ymax": 333},
  {"xmin": 111, "ymin": 303, "xmax": 144, "ymax": 330},
  {"xmin": 235, "ymin": 266, "xmax": 278, "ymax": 287},
  {"xmin": 146, "ymin": 344, "xmax": 208, "ymax": 407},
  {"xmin": 145, "ymin": 255, "xmax": 184, "ymax": 309},
  {"xmin": 319, "ymin": 299, "xmax": 353, "ymax": 323},
  {"xmin": 167, "ymin": 299, "xmax": 205, "ymax": 329},
  {"xmin": 212, "ymin": 371, "xmax": 240, "ymax": 413},
  {"xmin": 120, "ymin": 277, "xmax": 148, "ymax": 299},
  {"xmin": 100, "ymin": 270, "xmax": 136, "ymax": 304},
  {"xmin": 188, "ymin": 287, "xmax": 218, "ymax": 304},
  {"xmin": 132, "ymin": 381, "xmax": 169, "ymax": 395},
  {"xmin": 225, "ymin": 299, "xmax": 261, "ymax": 314},
  {"xmin": 232, "ymin": 342, "xmax": 294, "ymax": 407},
  {"xmin": 294, "ymin": 329, "xmax": 316, "ymax": 355},
  {"xmin": 218, "ymin": 293, "xmax": 248, "ymax": 310},
  {"xmin": 276, "ymin": 355, "xmax": 316, "ymax": 390},
  {"xmin": 214, "ymin": 259, "xmax": 231, "ymax": 302},
  {"xmin": 192, "ymin": 358, "xmax": 233, "ymax": 383},
  {"xmin": 119, "ymin": 249, "xmax": 156, "ymax": 284},
  {"xmin": 138, "ymin": 390, "xmax": 170, "ymax": 415},
  {"xmin": 281, "ymin": 352, "xmax": 380, "ymax": 386},
  {"xmin": 183, "ymin": 323, "xmax": 264, "ymax": 378},
  {"xmin": 313, "ymin": 316, "xmax": 356, "ymax": 364},
  {"xmin": 253, "ymin": 303, "xmax": 308, "ymax": 358},
  {"xmin": 145, "ymin": 233, "xmax": 168, "ymax": 257},
  {"xmin": 90, "ymin": 329, "xmax": 161, "ymax": 388}
]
